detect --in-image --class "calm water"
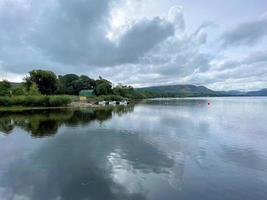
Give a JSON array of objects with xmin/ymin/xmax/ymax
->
[{"xmin": 0, "ymin": 97, "xmax": 267, "ymax": 200}]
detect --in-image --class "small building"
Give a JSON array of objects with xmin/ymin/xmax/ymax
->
[{"xmin": 79, "ymin": 89, "xmax": 94, "ymax": 101}]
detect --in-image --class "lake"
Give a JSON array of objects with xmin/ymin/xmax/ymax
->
[{"xmin": 0, "ymin": 97, "xmax": 267, "ymax": 200}]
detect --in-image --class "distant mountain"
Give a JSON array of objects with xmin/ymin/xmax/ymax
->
[
  {"xmin": 221, "ymin": 88, "xmax": 267, "ymax": 96},
  {"xmin": 245, "ymin": 89, "xmax": 267, "ymax": 96},
  {"xmin": 137, "ymin": 84, "xmax": 267, "ymax": 97},
  {"xmin": 137, "ymin": 84, "xmax": 218, "ymax": 97},
  {"xmin": 217, "ymin": 90, "xmax": 246, "ymax": 96}
]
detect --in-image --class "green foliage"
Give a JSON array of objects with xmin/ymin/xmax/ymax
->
[
  {"xmin": 28, "ymin": 83, "xmax": 41, "ymax": 96},
  {"xmin": 58, "ymin": 74, "xmax": 79, "ymax": 94},
  {"xmin": 112, "ymin": 84, "xmax": 155, "ymax": 99},
  {"xmin": 113, "ymin": 85, "xmax": 133, "ymax": 97},
  {"xmin": 48, "ymin": 96, "xmax": 72, "ymax": 107},
  {"xmin": 0, "ymin": 96, "xmax": 71, "ymax": 107},
  {"xmin": 0, "ymin": 80, "xmax": 11, "ymax": 89},
  {"xmin": 25, "ymin": 70, "xmax": 58, "ymax": 95},
  {"xmin": 94, "ymin": 78, "xmax": 113, "ymax": 96},
  {"xmin": 1, "ymin": 69, "xmax": 165, "ymax": 107},
  {"xmin": 112, "ymin": 85, "xmax": 145, "ymax": 99},
  {"xmin": 11, "ymin": 87, "xmax": 25, "ymax": 96},
  {"xmin": 99, "ymin": 95, "xmax": 124, "ymax": 101},
  {"xmin": 95, "ymin": 83, "xmax": 111, "ymax": 96},
  {"xmin": 0, "ymin": 80, "xmax": 11, "ymax": 96},
  {"xmin": 58, "ymin": 74, "xmax": 95, "ymax": 95},
  {"xmin": 78, "ymin": 75, "xmax": 96, "ymax": 90}
]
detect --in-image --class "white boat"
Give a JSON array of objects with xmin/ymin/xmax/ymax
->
[
  {"xmin": 109, "ymin": 101, "xmax": 116, "ymax": 105},
  {"xmin": 120, "ymin": 101, "xmax": 128, "ymax": 105},
  {"xmin": 98, "ymin": 101, "xmax": 106, "ymax": 105}
]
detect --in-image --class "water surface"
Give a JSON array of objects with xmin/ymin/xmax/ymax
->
[{"xmin": 0, "ymin": 97, "xmax": 267, "ymax": 200}]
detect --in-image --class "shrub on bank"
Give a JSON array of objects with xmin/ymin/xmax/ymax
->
[
  {"xmin": 101, "ymin": 95, "xmax": 124, "ymax": 101},
  {"xmin": 0, "ymin": 96, "xmax": 10, "ymax": 106},
  {"xmin": 49, "ymin": 96, "xmax": 72, "ymax": 107},
  {"xmin": 0, "ymin": 95, "xmax": 71, "ymax": 107}
]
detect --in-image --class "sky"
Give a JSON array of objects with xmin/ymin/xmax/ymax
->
[{"xmin": 0, "ymin": 0, "xmax": 267, "ymax": 91}]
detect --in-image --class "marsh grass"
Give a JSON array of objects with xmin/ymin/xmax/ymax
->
[{"xmin": 0, "ymin": 95, "xmax": 71, "ymax": 107}]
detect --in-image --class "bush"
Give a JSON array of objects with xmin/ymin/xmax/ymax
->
[
  {"xmin": 25, "ymin": 96, "xmax": 49, "ymax": 107},
  {"xmin": 28, "ymin": 83, "xmax": 41, "ymax": 96},
  {"xmin": 101, "ymin": 95, "xmax": 124, "ymax": 101},
  {"xmin": 0, "ymin": 95, "xmax": 71, "ymax": 107},
  {"xmin": 49, "ymin": 96, "xmax": 72, "ymax": 107},
  {"xmin": 0, "ymin": 97, "xmax": 10, "ymax": 106},
  {"xmin": 11, "ymin": 87, "xmax": 25, "ymax": 96},
  {"xmin": 0, "ymin": 80, "xmax": 11, "ymax": 96}
]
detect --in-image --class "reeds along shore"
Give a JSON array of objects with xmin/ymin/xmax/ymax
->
[{"xmin": 0, "ymin": 96, "xmax": 71, "ymax": 107}]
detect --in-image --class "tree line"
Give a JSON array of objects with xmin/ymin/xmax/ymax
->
[
  {"xmin": 25, "ymin": 70, "xmax": 115, "ymax": 96},
  {"xmin": 0, "ymin": 70, "xmax": 114, "ymax": 96},
  {"xmin": 0, "ymin": 70, "xmax": 178, "ymax": 102},
  {"xmin": 0, "ymin": 69, "xmax": 159, "ymax": 99}
]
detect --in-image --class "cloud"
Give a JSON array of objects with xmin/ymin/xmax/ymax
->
[
  {"xmin": 30, "ymin": 0, "xmax": 113, "ymax": 66},
  {"xmin": 220, "ymin": 18, "xmax": 267, "ymax": 48},
  {"xmin": 0, "ymin": 0, "xmax": 174, "ymax": 74},
  {"xmin": 0, "ymin": 0, "xmax": 47, "ymax": 73},
  {"xmin": 168, "ymin": 6, "xmax": 185, "ymax": 31},
  {"xmin": 182, "ymin": 50, "xmax": 267, "ymax": 90},
  {"xmin": 0, "ymin": 0, "xmax": 267, "ymax": 91},
  {"xmin": 117, "ymin": 17, "xmax": 174, "ymax": 64}
]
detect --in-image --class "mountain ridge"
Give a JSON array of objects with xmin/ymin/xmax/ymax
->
[{"xmin": 137, "ymin": 84, "xmax": 267, "ymax": 97}]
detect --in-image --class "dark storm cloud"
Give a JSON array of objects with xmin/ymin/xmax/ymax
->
[
  {"xmin": 32, "ymin": 0, "xmax": 174, "ymax": 66},
  {"xmin": 220, "ymin": 18, "xmax": 267, "ymax": 47},
  {"xmin": 117, "ymin": 17, "xmax": 174, "ymax": 63},
  {"xmin": 0, "ymin": 0, "xmax": 174, "ymax": 74},
  {"xmin": 31, "ymin": 0, "xmax": 113, "ymax": 66}
]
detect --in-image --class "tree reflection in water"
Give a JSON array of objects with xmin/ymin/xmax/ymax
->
[
  {"xmin": 0, "ymin": 105, "xmax": 176, "ymax": 200},
  {"xmin": 0, "ymin": 105, "xmax": 135, "ymax": 137}
]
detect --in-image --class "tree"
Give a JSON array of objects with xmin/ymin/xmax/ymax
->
[
  {"xmin": 58, "ymin": 74, "xmax": 96, "ymax": 95},
  {"xmin": 0, "ymin": 80, "xmax": 11, "ymax": 96},
  {"xmin": 58, "ymin": 74, "xmax": 79, "ymax": 94},
  {"xmin": 28, "ymin": 83, "xmax": 41, "ymax": 96},
  {"xmin": 11, "ymin": 87, "xmax": 25, "ymax": 96},
  {"xmin": 25, "ymin": 70, "xmax": 58, "ymax": 95},
  {"xmin": 79, "ymin": 75, "xmax": 96, "ymax": 89},
  {"xmin": 113, "ymin": 84, "xmax": 135, "ymax": 98},
  {"xmin": 94, "ymin": 78, "xmax": 113, "ymax": 96}
]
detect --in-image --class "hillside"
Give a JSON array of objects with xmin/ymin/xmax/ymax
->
[
  {"xmin": 246, "ymin": 89, "xmax": 267, "ymax": 96},
  {"xmin": 137, "ymin": 84, "xmax": 267, "ymax": 97},
  {"xmin": 217, "ymin": 90, "xmax": 246, "ymax": 96},
  {"xmin": 136, "ymin": 84, "xmax": 218, "ymax": 97},
  {"xmin": 10, "ymin": 82, "xmax": 22, "ymax": 88}
]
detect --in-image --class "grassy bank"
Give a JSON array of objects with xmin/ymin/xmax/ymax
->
[{"xmin": 0, "ymin": 95, "xmax": 71, "ymax": 107}]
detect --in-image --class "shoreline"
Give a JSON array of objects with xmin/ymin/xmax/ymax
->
[
  {"xmin": 0, "ymin": 101, "xmax": 130, "ymax": 112},
  {"xmin": 1, "ymin": 96, "xmax": 265, "ymax": 112}
]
